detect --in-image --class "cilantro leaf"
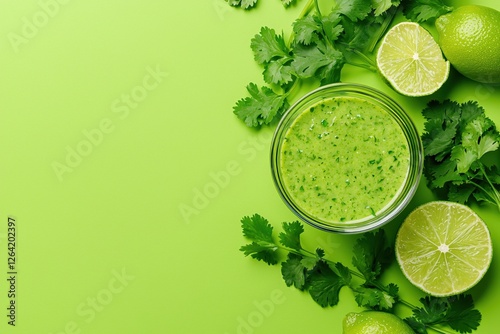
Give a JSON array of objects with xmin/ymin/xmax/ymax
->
[
  {"xmin": 409, "ymin": 294, "xmax": 481, "ymax": 333},
  {"xmin": 404, "ymin": 317, "xmax": 428, "ymax": 334},
  {"xmin": 291, "ymin": 40, "xmax": 345, "ymax": 84},
  {"xmin": 421, "ymin": 99, "xmax": 460, "ymax": 159},
  {"xmin": 292, "ymin": 15, "xmax": 322, "ymax": 45},
  {"xmin": 320, "ymin": 12, "xmax": 344, "ymax": 43},
  {"xmin": 372, "ymin": 0, "xmax": 401, "ymax": 16},
  {"xmin": 413, "ymin": 296, "xmax": 448, "ymax": 324},
  {"xmin": 337, "ymin": 13, "xmax": 385, "ymax": 57},
  {"xmin": 239, "ymin": 214, "xmax": 279, "ymax": 265},
  {"xmin": 226, "ymin": 0, "xmax": 258, "ymax": 9},
  {"xmin": 354, "ymin": 285, "xmax": 397, "ymax": 310},
  {"xmin": 352, "ymin": 229, "xmax": 392, "ymax": 282},
  {"xmin": 401, "ymin": 0, "xmax": 453, "ymax": 22},
  {"xmin": 240, "ymin": 242, "xmax": 279, "ymax": 265},
  {"xmin": 445, "ymin": 294, "xmax": 481, "ymax": 333},
  {"xmin": 281, "ymin": 0, "xmax": 295, "ymax": 7},
  {"xmin": 263, "ymin": 58, "xmax": 295, "ymax": 85},
  {"xmin": 233, "ymin": 83, "xmax": 289, "ymax": 127},
  {"xmin": 461, "ymin": 116, "xmax": 500, "ymax": 161},
  {"xmin": 422, "ymin": 99, "xmax": 500, "ymax": 210},
  {"xmin": 241, "ymin": 214, "xmax": 274, "ymax": 243},
  {"xmin": 301, "ymin": 256, "xmax": 320, "ymax": 270},
  {"xmin": 307, "ymin": 260, "xmax": 349, "ymax": 307},
  {"xmin": 278, "ymin": 221, "xmax": 304, "ymax": 251},
  {"xmin": 251, "ymin": 27, "xmax": 290, "ymax": 65},
  {"xmin": 334, "ymin": 0, "xmax": 372, "ymax": 21},
  {"xmin": 448, "ymin": 184, "xmax": 475, "ymax": 204},
  {"xmin": 281, "ymin": 253, "xmax": 308, "ymax": 289}
]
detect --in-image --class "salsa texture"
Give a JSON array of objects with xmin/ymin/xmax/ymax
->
[{"xmin": 280, "ymin": 96, "xmax": 410, "ymax": 223}]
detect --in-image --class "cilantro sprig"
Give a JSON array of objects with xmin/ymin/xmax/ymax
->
[
  {"xmin": 230, "ymin": 0, "xmax": 399, "ymax": 127},
  {"xmin": 240, "ymin": 214, "xmax": 482, "ymax": 333},
  {"xmin": 422, "ymin": 100, "xmax": 500, "ymax": 210}
]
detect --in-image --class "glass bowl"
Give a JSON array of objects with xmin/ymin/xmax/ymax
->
[{"xmin": 270, "ymin": 83, "xmax": 423, "ymax": 233}]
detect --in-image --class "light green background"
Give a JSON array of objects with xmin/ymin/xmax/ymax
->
[{"xmin": 0, "ymin": 0, "xmax": 499, "ymax": 333}]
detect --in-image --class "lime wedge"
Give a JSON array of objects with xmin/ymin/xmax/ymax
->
[
  {"xmin": 376, "ymin": 22, "xmax": 450, "ymax": 96},
  {"xmin": 395, "ymin": 201, "xmax": 492, "ymax": 297}
]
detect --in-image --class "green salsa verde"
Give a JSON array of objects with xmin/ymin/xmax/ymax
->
[{"xmin": 280, "ymin": 96, "xmax": 410, "ymax": 223}]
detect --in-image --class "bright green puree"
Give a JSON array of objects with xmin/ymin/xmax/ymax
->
[{"xmin": 281, "ymin": 96, "xmax": 410, "ymax": 223}]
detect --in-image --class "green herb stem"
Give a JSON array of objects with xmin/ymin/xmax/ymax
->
[
  {"xmin": 479, "ymin": 164, "xmax": 500, "ymax": 209},
  {"xmin": 280, "ymin": 244, "xmax": 418, "ymax": 312},
  {"xmin": 367, "ymin": 6, "xmax": 398, "ymax": 53},
  {"xmin": 297, "ymin": 0, "xmax": 316, "ymax": 19},
  {"xmin": 313, "ymin": 0, "xmax": 322, "ymax": 17}
]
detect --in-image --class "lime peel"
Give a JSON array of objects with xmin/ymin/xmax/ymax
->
[
  {"xmin": 342, "ymin": 311, "xmax": 414, "ymax": 334},
  {"xmin": 435, "ymin": 5, "xmax": 500, "ymax": 84}
]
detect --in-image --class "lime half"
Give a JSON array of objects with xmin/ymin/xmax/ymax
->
[
  {"xmin": 377, "ymin": 22, "xmax": 450, "ymax": 97},
  {"xmin": 395, "ymin": 201, "xmax": 492, "ymax": 297}
]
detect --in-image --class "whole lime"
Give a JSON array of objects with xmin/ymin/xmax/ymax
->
[
  {"xmin": 435, "ymin": 5, "xmax": 500, "ymax": 84},
  {"xmin": 342, "ymin": 311, "xmax": 414, "ymax": 334}
]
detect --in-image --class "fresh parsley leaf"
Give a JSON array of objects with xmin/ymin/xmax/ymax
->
[
  {"xmin": 413, "ymin": 296, "xmax": 448, "ymax": 324},
  {"xmin": 301, "ymin": 256, "xmax": 320, "ymax": 270},
  {"xmin": 421, "ymin": 99, "xmax": 460, "ymax": 159},
  {"xmin": 404, "ymin": 317, "xmax": 428, "ymax": 334},
  {"xmin": 263, "ymin": 58, "xmax": 295, "ymax": 85},
  {"xmin": 354, "ymin": 285, "xmax": 397, "ymax": 310},
  {"xmin": 334, "ymin": 0, "xmax": 372, "ymax": 22},
  {"xmin": 338, "ymin": 13, "xmax": 385, "ymax": 56},
  {"xmin": 239, "ymin": 214, "xmax": 279, "ymax": 265},
  {"xmin": 281, "ymin": 253, "xmax": 308, "ymax": 289},
  {"xmin": 422, "ymin": 99, "xmax": 500, "ymax": 209},
  {"xmin": 233, "ymin": 83, "xmax": 289, "ymax": 127},
  {"xmin": 352, "ymin": 229, "xmax": 392, "ymax": 282},
  {"xmin": 448, "ymin": 183, "xmax": 476, "ymax": 204},
  {"xmin": 241, "ymin": 214, "xmax": 274, "ymax": 242},
  {"xmin": 408, "ymin": 294, "xmax": 481, "ymax": 333},
  {"xmin": 251, "ymin": 27, "xmax": 290, "ymax": 65},
  {"xmin": 292, "ymin": 15, "xmax": 322, "ymax": 45},
  {"xmin": 445, "ymin": 294, "xmax": 481, "ymax": 333},
  {"xmin": 319, "ymin": 12, "xmax": 344, "ymax": 43},
  {"xmin": 240, "ymin": 242, "xmax": 279, "ymax": 265},
  {"xmin": 291, "ymin": 40, "xmax": 345, "ymax": 84},
  {"xmin": 401, "ymin": 0, "xmax": 453, "ymax": 22},
  {"xmin": 278, "ymin": 221, "xmax": 304, "ymax": 251},
  {"xmin": 307, "ymin": 260, "xmax": 349, "ymax": 307},
  {"xmin": 281, "ymin": 0, "xmax": 296, "ymax": 7},
  {"xmin": 372, "ymin": 0, "xmax": 401, "ymax": 16},
  {"xmin": 459, "ymin": 115, "xmax": 500, "ymax": 167},
  {"xmin": 226, "ymin": 0, "xmax": 258, "ymax": 10}
]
